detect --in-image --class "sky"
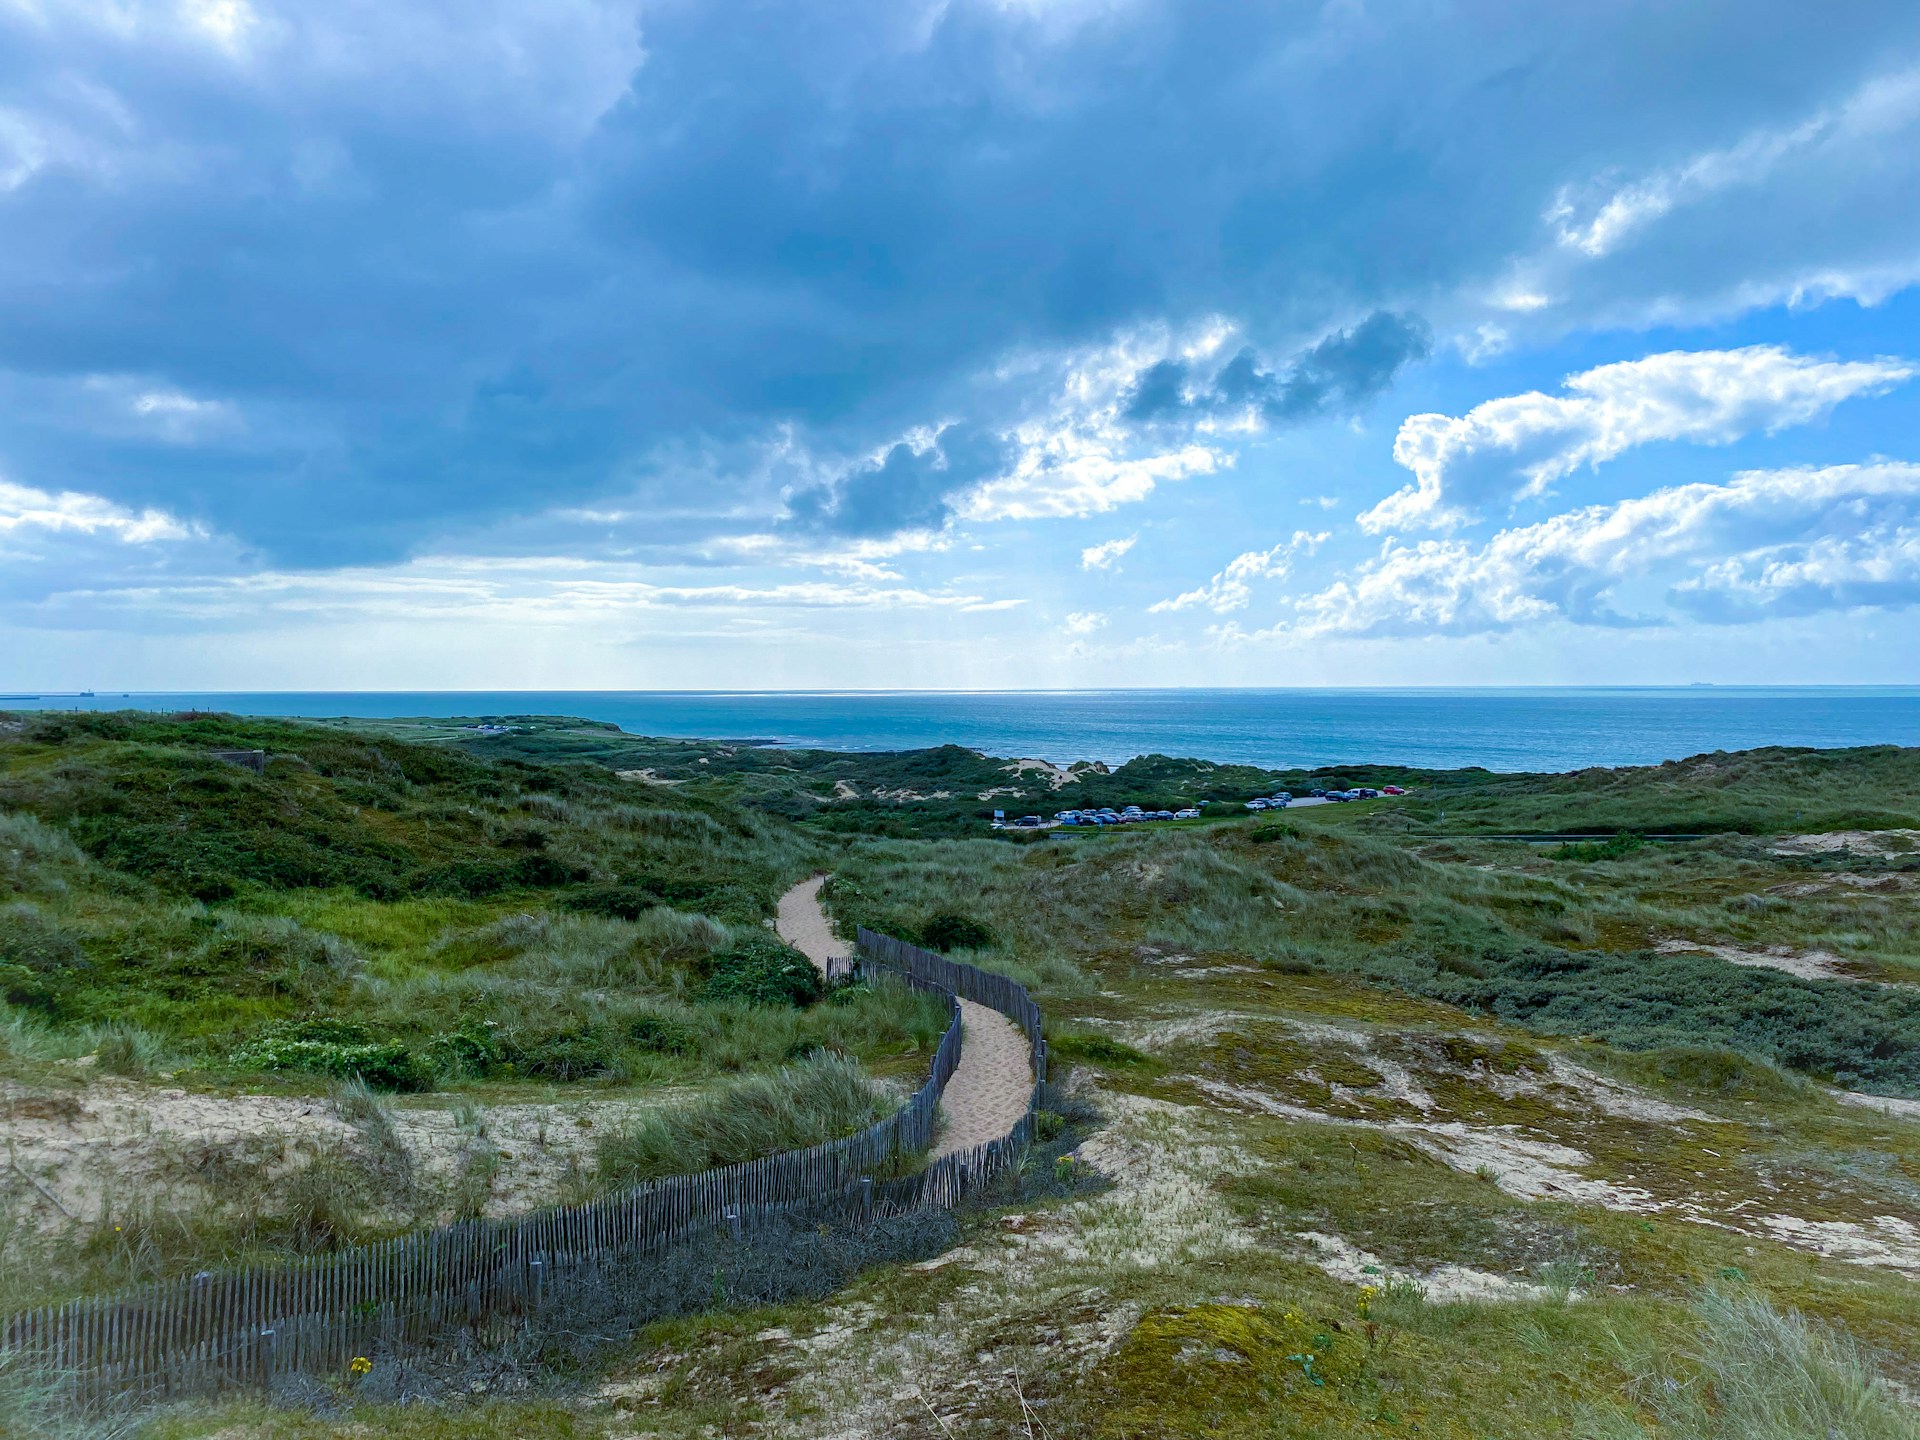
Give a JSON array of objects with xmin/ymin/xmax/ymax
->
[{"xmin": 4, "ymin": 0, "xmax": 1920, "ymax": 691}]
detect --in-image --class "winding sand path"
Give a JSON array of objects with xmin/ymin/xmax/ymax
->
[{"xmin": 776, "ymin": 876, "xmax": 1034, "ymax": 1158}]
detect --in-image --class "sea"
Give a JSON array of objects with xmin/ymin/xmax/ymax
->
[{"xmin": 4, "ymin": 688, "xmax": 1918, "ymax": 774}]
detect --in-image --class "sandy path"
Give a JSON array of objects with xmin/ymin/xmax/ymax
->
[
  {"xmin": 776, "ymin": 877, "xmax": 1034, "ymax": 1158},
  {"xmin": 776, "ymin": 874, "xmax": 846, "ymax": 971},
  {"xmin": 931, "ymin": 1000, "xmax": 1034, "ymax": 1157}
]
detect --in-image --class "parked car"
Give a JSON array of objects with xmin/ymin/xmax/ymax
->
[
  {"xmin": 1268, "ymin": 796, "xmax": 1290, "ymax": 808},
  {"xmin": 1382, "ymin": 785, "xmax": 1406, "ymax": 795},
  {"xmin": 1325, "ymin": 791, "xmax": 1352, "ymax": 802},
  {"xmin": 1156, "ymin": 810, "xmax": 1175, "ymax": 820},
  {"xmin": 1273, "ymin": 792, "xmax": 1292, "ymax": 802},
  {"xmin": 1309, "ymin": 787, "xmax": 1327, "ymax": 797},
  {"xmin": 1245, "ymin": 799, "xmax": 1269, "ymax": 810},
  {"xmin": 1174, "ymin": 808, "xmax": 1200, "ymax": 819},
  {"xmin": 1015, "ymin": 815, "xmax": 1044, "ymax": 827}
]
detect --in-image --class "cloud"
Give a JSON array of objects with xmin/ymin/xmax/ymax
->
[
  {"xmin": 958, "ymin": 443, "xmax": 1223, "ymax": 522},
  {"xmin": 1361, "ymin": 346, "xmax": 1913, "ymax": 532},
  {"xmin": 1080, "ymin": 535, "xmax": 1136, "ymax": 570},
  {"xmin": 784, "ymin": 423, "xmax": 1013, "ymax": 536},
  {"xmin": 1288, "ymin": 461, "xmax": 1920, "ymax": 637},
  {"xmin": 4, "ymin": 0, "xmax": 1913, "ymax": 575},
  {"xmin": 26, "ymin": 550, "xmax": 1021, "ymax": 630},
  {"xmin": 1150, "ymin": 530, "xmax": 1327, "ymax": 614},
  {"xmin": 1124, "ymin": 312, "xmax": 1430, "ymax": 425},
  {"xmin": 1508, "ymin": 63, "xmax": 1920, "ymax": 322},
  {"xmin": 1063, "ymin": 610, "xmax": 1106, "ymax": 635},
  {"xmin": 0, "ymin": 478, "xmax": 199, "ymax": 545}
]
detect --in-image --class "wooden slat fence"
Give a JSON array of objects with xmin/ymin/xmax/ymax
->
[{"xmin": 4, "ymin": 927, "xmax": 1051, "ymax": 1408}]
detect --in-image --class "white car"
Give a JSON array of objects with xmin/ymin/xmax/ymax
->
[{"xmin": 1245, "ymin": 799, "xmax": 1269, "ymax": 811}]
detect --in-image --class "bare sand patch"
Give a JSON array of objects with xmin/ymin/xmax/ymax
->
[
  {"xmin": 1769, "ymin": 829, "xmax": 1920, "ymax": 857},
  {"xmin": 0, "ymin": 1075, "xmax": 664, "ymax": 1232},
  {"xmin": 1756, "ymin": 1214, "xmax": 1920, "ymax": 1272},
  {"xmin": 697, "ymin": 1090, "xmax": 1254, "ymax": 1439},
  {"xmin": 614, "ymin": 768, "xmax": 682, "ymax": 785},
  {"xmin": 1003, "ymin": 758, "xmax": 1082, "ymax": 790},
  {"xmin": 1834, "ymin": 1090, "xmax": 1920, "ymax": 1122},
  {"xmin": 1294, "ymin": 1229, "xmax": 1558, "ymax": 1303},
  {"xmin": 1655, "ymin": 937, "xmax": 1866, "ymax": 983}
]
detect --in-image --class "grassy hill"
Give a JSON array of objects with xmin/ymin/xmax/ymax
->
[{"xmin": 4, "ymin": 710, "xmax": 1918, "ymax": 1440}]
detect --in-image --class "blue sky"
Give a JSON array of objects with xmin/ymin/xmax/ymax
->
[{"xmin": 4, "ymin": 0, "xmax": 1920, "ymax": 689}]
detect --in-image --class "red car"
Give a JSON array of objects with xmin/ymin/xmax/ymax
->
[{"xmin": 1381, "ymin": 785, "xmax": 1406, "ymax": 795}]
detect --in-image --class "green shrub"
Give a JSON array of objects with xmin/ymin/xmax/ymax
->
[
  {"xmin": 627, "ymin": 1010, "xmax": 696, "ymax": 1054},
  {"xmin": 229, "ymin": 1018, "xmax": 431, "ymax": 1091},
  {"xmin": 426, "ymin": 1018, "xmax": 506, "ymax": 1078},
  {"xmin": 698, "ymin": 934, "xmax": 824, "ymax": 1008},
  {"xmin": 1370, "ymin": 942, "xmax": 1920, "ymax": 1094},
  {"xmin": 1551, "ymin": 831, "xmax": 1647, "ymax": 862},
  {"xmin": 918, "ymin": 910, "xmax": 994, "ymax": 952},
  {"xmin": 563, "ymin": 884, "xmax": 663, "ymax": 921},
  {"xmin": 503, "ymin": 1023, "xmax": 622, "ymax": 1082},
  {"xmin": 1050, "ymin": 1030, "xmax": 1155, "ymax": 1068},
  {"xmin": 0, "ymin": 903, "xmax": 89, "ymax": 1010}
]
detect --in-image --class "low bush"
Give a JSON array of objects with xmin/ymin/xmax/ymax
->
[
  {"xmin": 698, "ymin": 934, "xmax": 824, "ymax": 1008},
  {"xmin": 1049, "ymin": 1029, "xmax": 1156, "ymax": 1069},
  {"xmin": 1369, "ymin": 942, "xmax": 1920, "ymax": 1094},
  {"xmin": 1551, "ymin": 832, "xmax": 1647, "ymax": 862},
  {"xmin": 918, "ymin": 909, "xmax": 995, "ymax": 952},
  {"xmin": 627, "ymin": 1010, "xmax": 696, "ymax": 1054},
  {"xmin": 229, "ymin": 1018, "xmax": 432, "ymax": 1091},
  {"xmin": 501, "ymin": 1023, "xmax": 623, "ymax": 1082},
  {"xmin": 0, "ymin": 903, "xmax": 89, "ymax": 1011}
]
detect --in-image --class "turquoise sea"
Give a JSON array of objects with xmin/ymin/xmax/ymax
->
[{"xmin": 5, "ymin": 688, "xmax": 1918, "ymax": 773}]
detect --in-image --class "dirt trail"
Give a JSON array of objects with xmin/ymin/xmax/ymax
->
[{"xmin": 776, "ymin": 877, "xmax": 1034, "ymax": 1159}]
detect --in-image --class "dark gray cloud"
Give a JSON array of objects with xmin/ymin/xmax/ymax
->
[
  {"xmin": 784, "ymin": 424, "xmax": 1013, "ymax": 536},
  {"xmin": 0, "ymin": 1, "xmax": 1915, "ymax": 562},
  {"xmin": 1124, "ymin": 312, "xmax": 1432, "ymax": 425}
]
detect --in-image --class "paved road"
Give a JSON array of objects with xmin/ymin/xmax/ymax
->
[{"xmin": 776, "ymin": 876, "xmax": 1034, "ymax": 1158}]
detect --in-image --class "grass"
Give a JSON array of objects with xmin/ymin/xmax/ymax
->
[
  {"xmin": 1579, "ymin": 1287, "xmax": 1920, "ymax": 1439},
  {"xmin": 594, "ymin": 1053, "xmax": 897, "ymax": 1187},
  {"xmin": 0, "ymin": 712, "xmax": 972, "ymax": 1101},
  {"xmin": 822, "ymin": 819, "xmax": 1920, "ymax": 1093},
  {"xmin": 4, "ymin": 711, "xmax": 1918, "ymax": 1435}
]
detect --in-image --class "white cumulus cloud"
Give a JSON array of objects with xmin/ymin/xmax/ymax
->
[
  {"xmin": 1080, "ymin": 535, "xmax": 1137, "ymax": 570},
  {"xmin": 1291, "ymin": 461, "xmax": 1920, "ymax": 637},
  {"xmin": 1150, "ymin": 530, "xmax": 1327, "ymax": 614},
  {"xmin": 1063, "ymin": 610, "xmax": 1107, "ymax": 635},
  {"xmin": 1361, "ymin": 346, "xmax": 1912, "ymax": 533}
]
